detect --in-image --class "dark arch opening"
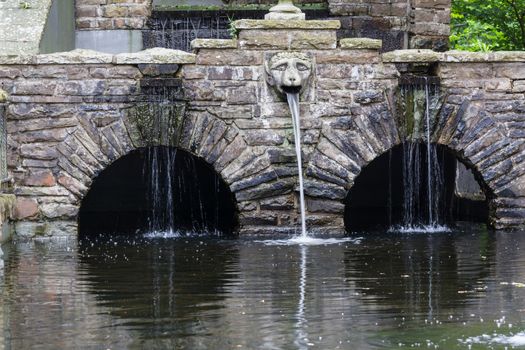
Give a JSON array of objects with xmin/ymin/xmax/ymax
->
[
  {"xmin": 78, "ymin": 146, "xmax": 238, "ymax": 237},
  {"xmin": 344, "ymin": 142, "xmax": 490, "ymax": 231}
]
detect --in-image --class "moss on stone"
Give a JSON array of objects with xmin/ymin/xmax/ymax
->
[
  {"xmin": 0, "ymin": 89, "xmax": 9, "ymax": 103},
  {"xmin": 128, "ymin": 102, "xmax": 186, "ymax": 147},
  {"xmin": 0, "ymin": 194, "xmax": 16, "ymax": 223}
]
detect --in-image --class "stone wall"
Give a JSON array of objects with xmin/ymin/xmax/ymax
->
[
  {"xmin": 76, "ymin": 0, "xmax": 450, "ymax": 51},
  {"xmin": 385, "ymin": 50, "xmax": 525, "ymax": 229},
  {"xmin": 0, "ymin": 25, "xmax": 523, "ymax": 238},
  {"xmin": 76, "ymin": 0, "xmax": 152, "ymax": 30}
]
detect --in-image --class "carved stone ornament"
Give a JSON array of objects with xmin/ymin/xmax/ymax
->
[
  {"xmin": 265, "ymin": 52, "xmax": 313, "ymax": 96},
  {"xmin": 265, "ymin": 0, "xmax": 305, "ymax": 20}
]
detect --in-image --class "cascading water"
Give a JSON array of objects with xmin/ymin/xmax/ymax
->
[
  {"xmin": 286, "ymin": 92, "xmax": 308, "ymax": 238},
  {"xmin": 144, "ymin": 146, "xmax": 177, "ymax": 234},
  {"xmin": 393, "ymin": 77, "xmax": 449, "ymax": 232}
]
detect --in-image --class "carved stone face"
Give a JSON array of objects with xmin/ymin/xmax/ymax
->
[{"xmin": 266, "ymin": 52, "xmax": 313, "ymax": 95}]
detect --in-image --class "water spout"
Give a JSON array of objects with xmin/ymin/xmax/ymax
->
[{"xmin": 286, "ymin": 92, "xmax": 307, "ymax": 237}]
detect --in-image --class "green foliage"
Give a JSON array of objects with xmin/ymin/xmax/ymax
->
[
  {"xmin": 451, "ymin": 0, "xmax": 525, "ymax": 51},
  {"xmin": 227, "ymin": 15, "xmax": 239, "ymax": 39}
]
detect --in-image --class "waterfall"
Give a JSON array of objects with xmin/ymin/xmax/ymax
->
[
  {"xmin": 393, "ymin": 77, "xmax": 448, "ymax": 232},
  {"xmin": 424, "ymin": 79, "xmax": 433, "ymax": 225},
  {"xmin": 286, "ymin": 93, "xmax": 307, "ymax": 237},
  {"xmin": 133, "ymin": 84, "xmax": 183, "ymax": 236},
  {"xmin": 145, "ymin": 146, "xmax": 177, "ymax": 234}
]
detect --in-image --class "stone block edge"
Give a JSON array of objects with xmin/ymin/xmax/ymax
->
[
  {"xmin": 382, "ymin": 49, "xmax": 525, "ymax": 63},
  {"xmin": 0, "ymin": 48, "xmax": 197, "ymax": 65}
]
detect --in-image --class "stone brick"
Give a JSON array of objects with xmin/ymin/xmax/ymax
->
[
  {"xmin": 23, "ymin": 170, "xmax": 56, "ymax": 187},
  {"xmin": 307, "ymin": 198, "xmax": 345, "ymax": 213},
  {"xmin": 495, "ymin": 63, "xmax": 525, "ymax": 79},
  {"xmin": 243, "ymin": 130, "xmax": 286, "ymax": 146},
  {"xmin": 412, "ymin": 0, "xmax": 451, "ymax": 8},
  {"xmin": 196, "ymin": 50, "xmax": 263, "ymax": 66},
  {"xmin": 40, "ymin": 203, "xmax": 79, "ymax": 220},
  {"xmin": 13, "ymin": 81, "xmax": 57, "ymax": 95},
  {"xmin": 239, "ymin": 29, "xmax": 337, "ymax": 50},
  {"xmin": 14, "ymin": 197, "xmax": 39, "ymax": 220},
  {"xmin": 513, "ymin": 80, "xmax": 525, "ymax": 93}
]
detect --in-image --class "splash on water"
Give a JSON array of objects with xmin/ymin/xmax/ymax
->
[
  {"xmin": 388, "ymin": 224, "xmax": 451, "ymax": 234},
  {"xmin": 462, "ymin": 332, "xmax": 525, "ymax": 347},
  {"xmin": 143, "ymin": 229, "xmax": 223, "ymax": 239},
  {"xmin": 259, "ymin": 235, "xmax": 362, "ymax": 246}
]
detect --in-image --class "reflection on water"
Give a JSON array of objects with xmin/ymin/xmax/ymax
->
[{"xmin": 2, "ymin": 226, "xmax": 525, "ymax": 349}]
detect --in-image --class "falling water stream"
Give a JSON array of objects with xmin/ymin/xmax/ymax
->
[
  {"xmin": 279, "ymin": 93, "xmax": 358, "ymax": 245},
  {"xmin": 145, "ymin": 147, "xmax": 177, "ymax": 234},
  {"xmin": 424, "ymin": 78, "xmax": 433, "ymax": 226},
  {"xmin": 392, "ymin": 78, "xmax": 449, "ymax": 233},
  {"xmin": 286, "ymin": 92, "xmax": 308, "ymax": 238}
]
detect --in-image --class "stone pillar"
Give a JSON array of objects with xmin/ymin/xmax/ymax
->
[{"xmin": 409, "ymin": 0, "xmax": 451, "ymax": 50}]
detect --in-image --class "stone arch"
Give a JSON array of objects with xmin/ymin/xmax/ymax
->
[
  {"xmin": 306, "ymin": 97, "xmax": 524, "ymax": 230},
  {"xmin": 54, "ymin": 106, "xmax": 291, "ymax": 234},
  {"xmin": 303, "ymin": 102, "xmax": 401, "ymax": 230}
]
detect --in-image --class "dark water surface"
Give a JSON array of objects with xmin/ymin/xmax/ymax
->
[{"xmin": 2, "ymin": 226, "xmax": 525, "ymax": 349}]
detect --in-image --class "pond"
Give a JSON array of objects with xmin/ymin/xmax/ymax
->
[{"xmin": 2, "ymin": 225, "xmax": 525, "ymax": 349}]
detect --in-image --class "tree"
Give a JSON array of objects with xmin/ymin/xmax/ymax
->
[{"xmin": 451, "ymin": 0, "xmax": 525, "ymax": 51}]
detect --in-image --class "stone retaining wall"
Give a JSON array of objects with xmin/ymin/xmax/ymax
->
[
  {"xmin": 0, "ymin": 25, "xmax": 523, "ymax": 237},
  {"xmin": 76, "ymin": 0, "xmax": 450, "ymax": 51}
]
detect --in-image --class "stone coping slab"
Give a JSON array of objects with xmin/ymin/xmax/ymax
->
[
  {"xmin": 233, "ymin": 19, "xmax": 341, "ymax": 30},
  {"xmin": 383, "ymin": 49, "xmax": 525, "ymax": 63},
  {"xmin": 191, "ymin": 39, "xmax": 238, "ymax": 50},
  {"xmin": 382, "ymin": 49, "xmax": 442, "ymax": 63},
  {"xmin": 35, "ymin": 49, "xmax": 113, "ymax": 64},
  {"xmin": 113, "ymin": 48, "xmax": 196, "ymax": 64},
  {"xmin": 0, "ymin": 48, "xmax": 196, "ymax": 65},
  {"xmin": 340, "ymin": 38, "xmax": 382, "ymax": 50},
  {"xmin": 444, "ymin": 50, "xmax": 525, "ymax": 62}
]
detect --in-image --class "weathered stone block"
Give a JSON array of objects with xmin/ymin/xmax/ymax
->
[
  {"xmin": 235, "ymin": 178, "xmax": 295, "ymax": 201},
  {"xmin": 40, "ymin": 203, "xmax": 79, "ymax": 219},
  {"xmin": 234, "ymin": 19, "xmax": 341, "ymax": 30},
  {"xmin": 260, "ymin": 195, "xmax": 294, "ymax": 210},
  {"xmin": 307, "ymin": 198, "xmax": 345, "ymax": 213},
  {"xmin": 114, "ymin": 48, "xmax": 196, "ymax": 65},
  {"xmin": 23, "ymin": 170, "xmax": 56, "ymax": 187},
  {"xmin": 13, "ymin": 81, "xmax": 57, "ymax": 95},
  {"xmin": 191, "ymin": 39, "xmax": 238, "ymax": 50},
  {"xmin": 412, "ymin": 0, "xmax": 451, "ymax": 8},
  {"xmin": 513, "ymin": 80, "xmax": 525, "ymax": 93},
  {"xmin": 303, "ymin": 179, "xmax": 347, "ymax": 199},
  {"xmin": 196, "ymin": 50, "xmax": 263, "ymax": 66},
  {"xmin": 339, "ymin": 38, "xmax": 382, "ymax": 50},
  {"xmin": 20, "ymin": 143, "xmax": 58, "ymax": 160},
  {"xmin": 14, "ymin": 197, "xmax": 38, "ymax": 220},
  {"xmin": 243, "ymin": 130, "xmax": 286, "ymax": 146},
  {"xmin": 239, "ymin": 29, "xmax": 337, "ymax": 50}
]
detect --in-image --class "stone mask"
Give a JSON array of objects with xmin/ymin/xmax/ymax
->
[{"xmin": 265, "ymin": 52, "xmax": 313, "ymax": 95}]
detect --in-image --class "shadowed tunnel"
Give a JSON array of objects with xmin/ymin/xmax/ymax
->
[
  {"xmin": 344, "ymin": 143, "xmax": 490, "ymax": 231},
  {"xmin": 78, "ymin": 147, "xmax": 238, "ymax": 237}
]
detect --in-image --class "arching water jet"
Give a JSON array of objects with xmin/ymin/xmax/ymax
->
[{"xmin": 266, "ymin": 51, "xmax": 313, "ymax": 237}]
